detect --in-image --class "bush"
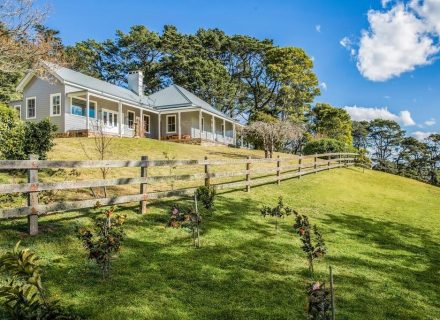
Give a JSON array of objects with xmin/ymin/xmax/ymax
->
[
  {"xmin": 0, "ymin": 242, "xmax": 81, "ymax": 319},
  {"xmin": 260, "ymin": 196, "xmax": 292, "ymax": 230},
  {"xmin": 0, "ymin": 103, "xmax": 25, "ymax": 160},
  {"xmin": 303, "ymin": 138, "xmax": 353, "ymax": 155},
  {"xmin": 76, "ymin": 206, "xmax": 126, "ymax": 278},
  {"xmin": 167, "ymin": 203, "xmax": 202, "ymax": 248},
  {"xmin": 23, "ymin": 119, "xmax": 58, "ymax": 160},
  {"xmin": 195, "ymin": 186, "xmax": 216, "ymax": 210}
]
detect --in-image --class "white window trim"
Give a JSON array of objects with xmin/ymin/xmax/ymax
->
[
  {"xmin": 143, "ymin": 114, "xmax": 150, "ymax": 133},
  {"xmin": 127, "ymin": 110, "xmax": 135, "ymax": 129},
  {"xmin": 201, "ymin": 117, "xmax": 205, "ymax": 132},
  {"xmin": 26, "ymin": 97, "xmax": 36, "ymax": 119},
  {"xmin": 101, "ymin": 108, "xmax": 119, "ymax": 127},
  {"xmin": 13, "ymin": 105, "xmax": 21, "ymax": 119},
  {"xmin": 166, "ymin": 114, "xmax": 177, "ymax": 134},
  {"xmin": 70, "ymin": 96, "xmax": 97, "ymax": 117},
  {"xmin": 50, "ymin": 93, "xmax": 61, "ymax": 117}
]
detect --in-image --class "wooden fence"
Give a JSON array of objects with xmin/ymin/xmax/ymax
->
[{"xmin": 0, "ymin": 152, "xmax": 357, "ymax": 235}]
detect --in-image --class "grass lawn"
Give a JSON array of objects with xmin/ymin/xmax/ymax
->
[{"xmin": 0, "ymin": 138, "xmax": 439, "ymax": 319}]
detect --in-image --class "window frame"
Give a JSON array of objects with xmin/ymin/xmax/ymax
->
[
  {"xmin": 127, "ymin": 110, "xmax": 135, "ymax": 129},
  {"xmin": 70, "ymin": 96, "xmax": 97, "ymax": 118},
  {"xmin": 201, "ymin": 117, "xmax": 205, "ymax": 132},
  {"xmin": 102, "ymin": 108, "xmax": 118, "ymax": 127},
  {"xmin": 26, "ymin": 97, "xmax": 37, "ymax": 119},
  {"xmin": 143, "ymin": 114, "xmax": 150, "ymax": 133},
  {"xmin": 166, "ymin": 114, "xmax": 177, "ymax": 134},
  {"xmin": 50, "ymin": 93, "xmax": 61, "ymax": 117},
  {"xmin": 13, "ymin": 105, "xmax": 21, "ymax": 119}
]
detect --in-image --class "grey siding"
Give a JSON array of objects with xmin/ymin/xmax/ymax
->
[{"xmin": 22, "ymin": 76, "xmax": 65, "ymax": 133}]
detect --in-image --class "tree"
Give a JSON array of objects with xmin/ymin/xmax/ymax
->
[
  {"xmin": 0, "ymin": 0, "xmax": 65, "ymax": 76},
  {"xmin": 302, "ymin": 138, "xmax": 347, "ymax": 155},
  {"xmin": 426, "ymin": 134, "xmax": 440, "ymax": 185},
  {"xmin": 310, "ymin": 103, "xmax": 352, "ymax": 145},
  {"xmin": 352, "ymin": 120, "xmax": 369, "ymax": 150},
  {"xmin": 244, "ymin": 114, "xmax": 304, "ymax": 158},
  {"xmin": 395, "ymin": 137, "xmax": 430, "ymax": 180},
  {"xmin": 367, "ymin": 119, "xmax": 404, "ymax": 171}
]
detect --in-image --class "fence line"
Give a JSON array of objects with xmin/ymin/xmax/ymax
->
[{"xmin": 0, "ymin": 152, "xmax": 357, "ymax": 235}]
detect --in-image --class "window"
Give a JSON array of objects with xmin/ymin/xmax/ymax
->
[
  {"xmin": 50, "ymin": 93, "xmax": 61, "ymax": 116},
  {"xmin": 201, "ymin": 117, "xmax": 205, "ymax": 131},
  {"xmin": 26, "ymin": 97, "xmax": 36, "ymax": 119},
  {"xmin": 166, "ymin": 115, "xmax": 176, "ymax": 133},
  {"xmin": 127, "ymin": 111, "xmax": 135, "ymax": 129},
  {"xmin": 102, "ymin": 109, "xmax": 118, "ymax": 127},
  {"xmin": 143, "ymin": 114, "xmax": 150, "ymax": 133},
  {"xmin": 221, "ymin": 124, "xmax": 225, "ymax": 136},
  {"xmin": 71, "ymin": 97, "xmax": 96, "ymax": 118},
  {"xmin": 13, "ymin": 105, "xmax": 21, "ymax": 119}
]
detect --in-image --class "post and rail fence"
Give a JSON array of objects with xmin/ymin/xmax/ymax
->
[{"xmin": 0, "ymin": 152, "xmax": 358, "ymax": 235}]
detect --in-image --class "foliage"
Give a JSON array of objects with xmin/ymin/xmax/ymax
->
[
  {"xmin": 310, "ymin": 103, "xmax": 352, "ymax": 145},
  {"xmin": 167, "ymin": 201, "xmax": 202, "ymax": 248},
  {"xmin": 23, "ymin": 119, "xmax": 58, "ymax": 160},
  {"xmin": 302, "ymin": 138, "xmax": 346, "ymax": 155},
  {"xmin": 292, "ymin": 212, "xmax": 326, "ymax": 275},
  {"xmin": 307, "ymin": 282, "xmax": 331, "ymax": 320},
  {"xmin": 260, "ymin": 196, "xmax": 292, "ymax": 230},
  {"xmin": 76, "ymin": 206, "xmax": 126, "ymax": 278},
  {"xmin": 352, "ymin": 120, "xmax": 369, "ymax": 150},
  {"xmin": 354, "ymin": 149, "xmax": 372, "ymax": 169},
  {"xmin": 195, "ymin": 186, "xmax": 216, "ymax": 210},
  {"xmin": 0, "ymin": 242, "xmax": 80, "ymax": 319},
  {"xmin": 244, "ymin": 116, "xmax": 304, "ymax": 158},
  {"xmin": 0, "ymin": 103, "xmax": 25, "ymax": 160}
]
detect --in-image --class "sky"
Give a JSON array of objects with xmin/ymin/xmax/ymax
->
[{"xmin": 40, "ymin": 0, "xmax": 440, "ymax": 138}]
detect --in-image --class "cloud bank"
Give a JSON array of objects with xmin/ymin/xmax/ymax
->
[{"xmin": 343, "ymin": 106, "xmax": 416, "ymax": 126}]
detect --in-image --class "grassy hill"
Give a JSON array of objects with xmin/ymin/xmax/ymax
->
[{"xmin": 0, "ymin": 138, "xmax": 439, "ymax": 319}]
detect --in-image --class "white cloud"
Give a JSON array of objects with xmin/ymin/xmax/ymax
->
[
  {"xmin": 412, "ymin": 131, "xmax": 434, "ymax": 141},
  {"xmin": 315, "ymin": 25, "xmax": 321, "ymax": 33},
  {"xmin": 424, "ymin": 118, "xmax": 436, "ymax": 126},
  {"xmin": 320, "ymin": 82, "xmax": 327, "ymax": 90},
  {"xmin": 410, "ymin": 0, "xmax": 440, "ymax": 35},
  {"xmin": 339, "ymin": 36, "xmax": 351, "ymax": 48},
  {"xmin": 382, "ymin": 0, "xmax": 393, "ymax": 7},
  {"xmin": 356, "ymin": 3, "xmax": 439, "ymax": 81},
  {"xmin": 343, "ymin": 106, "xmax": 416, "ymax": 126}
]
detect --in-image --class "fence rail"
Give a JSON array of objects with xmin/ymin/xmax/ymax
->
[{"xmin": 0, "ymin": 152, "xmax": 357, "ymax": 235}]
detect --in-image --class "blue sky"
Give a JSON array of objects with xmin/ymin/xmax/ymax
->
[{"xmin": 42, "ymin": 0, "xmax": 439, "ymax": 137}]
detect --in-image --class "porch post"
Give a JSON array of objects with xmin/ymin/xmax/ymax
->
[
  {"xmin": 232, "ymin": 122, "xmax": 236, "ymax": 145},
  {"xmin": 199, "ymin": 110, "xmax": 202, "ymax": 139},
  {"xmin": 212, "ymin": 116, "xmax": 215, "ymax": 141},
  {"xmin": 178, "ymin": 111, "xmax": 181, "ymax": 140},
  {"xmin": 223, "ymin": 119, "xmax": 226, "ymax": 143},
  {"xmin": 140, "ymin": 109, "xmax": 144, "ymax": 138},
  {"xmin": 240, "ymin": 127, "xmax": 244, "ymax": 147},
  {"xmin": 86, "ymin": 92, "xmax": 90, "ymax": 133},
  {"xmin": 158, "ymin": 113, "xmax": 161, "ymax": 140},
  {"xmin": 118, "ymin": 101, "xmax": 123, "ymax": 137}
]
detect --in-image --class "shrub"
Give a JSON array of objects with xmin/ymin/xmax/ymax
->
[
  {"xmin": 195, "ymin": 185, "xmax": 216, "ymax": 210},
  {"xmin": 0, "ymin": 242, "xmax": 81, "ymax": 319},
  {"xmin": 292, "ymin": 212, "xmax": 326, "ymax": 275},
  {"xmin": 307, "ymin": 281, "xmax": 331, "ymax": 320},
  {"xmin": 167, "ymin": 203, "xmax": 202, "ymax": 248},
  {"xmin": 260, "ymin": 196, "xmax": 292, "ymax": 230},
  {"xmin": 0, "ymin": 103, "xmax": 25, "ymax": 160},
  {"xmin": 76, "ymin": 206, "xmax": 126, "ymax": 278},
  {"xmin": 303, "ymin": 138, "xmax": 353, "ymax": 155},
  {"xmin": 23, "ymin": 119, "xmax": 57, "ymax": 160}
]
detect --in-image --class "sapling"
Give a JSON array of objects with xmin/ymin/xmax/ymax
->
[
  {"xmin": 260, "ymin": 196, "xmax": 292, "ymax": 230},
  {"xmin": 307, "ymin": 281, "xmax": 331, "ymax": 320},
  {"xmin": 195, "ymin": 185, "xmax": 216, "ymax": 210}
]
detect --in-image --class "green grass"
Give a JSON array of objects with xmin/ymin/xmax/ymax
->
[{"xmin": 0, "ymin": 139, "xmax": 439, "ymax": 319}]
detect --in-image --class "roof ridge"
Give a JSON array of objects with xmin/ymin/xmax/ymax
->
[{"xmin": 172, "ymin": 84, "xmax": 193, "ymax": 105}]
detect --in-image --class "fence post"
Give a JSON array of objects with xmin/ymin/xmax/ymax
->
[
  {"xmin": 204, "ymin": 156, "xmax": 210, "ymax": 186},
  {"xmin": 314, "ymin": 153, "xmax": 317, "ymax": 173},
  {"xmin": 330, "ymin": 266, "xmax": 336, "ymax": 320},
  {"xmin": 328, "ymin": 155, "xmax": 331, "ymax": 170},
  {"xmin": 27, "ymin": 154, "xmax": 39, "ymax": 236},
  {"xmin": 277, "ymin": 155, "xmax": 281, "ymax": 185},
  {"xmin": 246, "ymin": 156, "xmax": 251, "ymax": 192},
  {"xmin": 139, "ymin": 155, "xmax": 148, "ymax": 214},
  {"xmin": 298, "ymin": 154, "xmax": 302, "ymax": 179}
]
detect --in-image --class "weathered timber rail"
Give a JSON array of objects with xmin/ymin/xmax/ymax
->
[{"xmin": 0, "ymin": 152, "xmax": 357, "ymax": 235}]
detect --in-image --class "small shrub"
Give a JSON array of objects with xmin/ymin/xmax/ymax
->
[
  {"xmin": 23, "ymin": 119, "xmax": 58, "ymax": 160},
  {"xmin": 260, "ymin": 196, "xmax": 292, "ymax": 230},
  {"xmin": 303, "ymin": 138, "xmax": 352, "ymax": 155},
  {"xmin": 167, "ymin": 202, "xmax": 202, "ymax": 248},
  {"xmin": 195, "ymin": 185, "xmax": 216, "ymax": 210},
  {"xmin": 0, "ymin": 241, "xmax": 81, "ymax": 319},
  {"xmin": 307, "ymin": 281, "xmax": 331, "ymax": 320},
  {"xmin": 76, "ymin": 206, "xmax": 126, "ymax": 278},
  {"xmin": 292, "ymin": 212, "xmax": 326, "ymax": 275}
]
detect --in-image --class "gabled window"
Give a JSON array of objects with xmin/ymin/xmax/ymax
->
[
  {"xmin": 50, "ymin": 93, "xmax": 61, "ymax": 116},
  {"xmin": 26, "ymin": 97, "xmax": 36, "ymax": 119},
  {"xmin": 166, "ymin": 115, "xmax": 176, "ymax": 133},
  {"xmin": 143, "ymin": 114, "xmax": 150, "ymax": 133}
]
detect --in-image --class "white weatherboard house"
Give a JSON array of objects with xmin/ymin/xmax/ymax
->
[{"xmin": 10, "ymin": 65, "xmax": 241, "ymax": 145}]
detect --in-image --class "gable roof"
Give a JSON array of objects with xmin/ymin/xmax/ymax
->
[{"xmin": 148, "ymin": 85, "xmax": 234, "ymax": 121}]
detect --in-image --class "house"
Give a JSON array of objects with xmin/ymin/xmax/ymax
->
[{"xmin": 9, "ymin": 65, "xmax": 241, "ymax": 145}]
